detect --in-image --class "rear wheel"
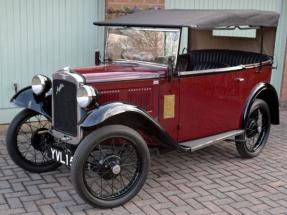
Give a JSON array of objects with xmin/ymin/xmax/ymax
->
[
  {"xmin": 6, "ymin": 109, "xmax": 60, "ymax": 172},
  {"xmin": 71, "ymin": 125, "xmax": 150, "ymax": 208},
  {"xmin": 235, "ymin": 99, "xmax": 271, "ymax": 158}
]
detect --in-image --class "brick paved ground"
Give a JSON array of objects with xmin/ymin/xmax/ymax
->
[{"xmin": 0, "ymin": 111, "xmax": 287, "ymax": 215}]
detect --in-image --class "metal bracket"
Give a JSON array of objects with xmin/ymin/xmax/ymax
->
[{"xmin": 13, "ymin": 83, "xmax": 18, "ymax": 94}]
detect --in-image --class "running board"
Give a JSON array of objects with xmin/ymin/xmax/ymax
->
[{"xmin": 179, "ymin": 130, "xmax": 244, "ymax": 152}]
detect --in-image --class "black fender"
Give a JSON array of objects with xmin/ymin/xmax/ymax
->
[
  {"xmin": 241, "ymin": 82, "xmax": 279, "ymax": 128},
  {"xmin": 10, "ymin": 86, "xmax": 52, "ymax": 120},
  {"xmin": 80, "ymin": 102, "xmax": 179, "ymax": 149}
]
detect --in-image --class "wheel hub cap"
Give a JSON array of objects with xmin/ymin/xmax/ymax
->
[
  {"xmin": 257, "ymin": 126, "xmax": 262, "ymax": 133},
  {"xmin": 97, "ymin": 155, "xmax": 121, "ymax": 180},
  {"xmin": 112, "ymin": 164, "xmax": 121, "ymax": 175},
  {"xmin": 247, "ymin": 120, "xmax": 258, "ymax": 138}
]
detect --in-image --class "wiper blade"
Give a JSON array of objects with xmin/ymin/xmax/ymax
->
[{"xmin": 104, "ymin": 58, "xmax": 113, "ymax": 63}]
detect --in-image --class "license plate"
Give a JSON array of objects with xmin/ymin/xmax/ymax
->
[{"xmin": 47, "ymin": 147, "xmax": 73, "ymax": 166}]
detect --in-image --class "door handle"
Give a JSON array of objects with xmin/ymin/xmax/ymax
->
[
  {"xmin": 255, "ymin": 68, "xmax": 263, "ymax": 73},
  {"xmin": 234, "ymin": 78, "xmax": 245, "ymax": 82}
]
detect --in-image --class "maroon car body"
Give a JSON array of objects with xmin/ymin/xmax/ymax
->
[{"xmin": 74, "ymin": 57, "xmax": 273, "ymax": 142}]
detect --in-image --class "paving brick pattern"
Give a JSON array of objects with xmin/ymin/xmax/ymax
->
[{"xmin": 1, "ymin": 111, "xmax": 287, "ymax": 215}]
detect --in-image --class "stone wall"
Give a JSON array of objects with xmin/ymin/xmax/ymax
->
[{"xmin": 106, "ymin": 0, "xmax": 164, "ymax": 19}]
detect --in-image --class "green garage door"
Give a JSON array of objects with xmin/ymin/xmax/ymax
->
[
  {"xmin": 166, "ymin": 0, "xmax": 287, "ymax": 94},
  {"xmin": 0, "ymin": 0, "xmax": 105, "ymax": 123}
]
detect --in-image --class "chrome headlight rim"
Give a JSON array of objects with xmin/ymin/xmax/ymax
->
[
  {"xmin": 31, "ymin": 74, "xmax": 51, "ymax": 95},
  {"xmin": 76, "ymin": 85, "xmax": 97, "ymax": 108}
]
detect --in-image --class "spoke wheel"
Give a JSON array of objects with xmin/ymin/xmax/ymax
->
[
  {"xmin": 72, "ymin": 125, "xmax": 150, "ymax": 208},
  {"xmin": 6, "ymin": 109, "xmax": 61, "ymax": 172},
  {"xmin": 245, "ymin": 108, "xmax": 268, "ymax": 152},
  {"xmin": 84, "ymin": 137, "xmax": 141, "ymax": 200},
  {"xmin": 236, "ymin": 99, "xmax": 271, "ymax": 158}
]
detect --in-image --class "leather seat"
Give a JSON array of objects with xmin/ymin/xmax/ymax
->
[
  {"xmin": 176, "ymin": 54, "xmax": 189, "ymax": 71},
  {"xmin": 188, "ymin": 49, "xmax": 271, "ymax": 71},
  {"xmin": 191, "ymin": 62, "xmax": 227, "ymax": 71}
]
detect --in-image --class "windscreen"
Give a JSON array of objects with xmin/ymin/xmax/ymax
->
[{"xmin": 105, "ymin": 27, "xmax": 180, "ymax": 65}]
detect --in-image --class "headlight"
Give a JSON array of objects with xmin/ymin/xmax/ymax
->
[
  {"xmin": 77, "ymin": 85, "xmax": 97, "ymax": 108},
  {"xmin": 31, "ymin": 75, "xmax": 51, "ymax": 95}
]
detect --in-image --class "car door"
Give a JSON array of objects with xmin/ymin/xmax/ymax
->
[{"xmin": 178, "ymin": 69, "xmax": 244, "ymax": 142}]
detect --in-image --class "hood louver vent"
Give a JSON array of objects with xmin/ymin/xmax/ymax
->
[
  {"xmin": 98, "ymin": 88, "xmax": 153, "ymax": 113},
  {"xmin": 128, "ymin": 88, "xmax": 152, "ymax": 113},
  {"xmin": 99, "ymin": 90, "xmax": 120, "ymax": 104}
]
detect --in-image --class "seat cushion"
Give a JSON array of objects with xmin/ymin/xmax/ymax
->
[{"xmin": 191, "ymin": 62, "xmax": 227, "ymax": 71}]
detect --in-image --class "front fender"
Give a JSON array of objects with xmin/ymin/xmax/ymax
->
[
  {"xmin": 80, "ymin": 102, "xmax": 179, "ymax": 149},
  {"xmin": 11, "ymin": 86, "xmax": 51, "ymax": 119},
  {"xmin": 80, "ymin": 102, "xmax": 150, "ymax": 127}
]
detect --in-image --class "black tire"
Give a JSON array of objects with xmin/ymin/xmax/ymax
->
[
  {"xmin": 235, "ymin": 99, "xmax": 271, "ymax": 158},
  {"xmin": 6, "ymin": 109, "xmax": 60, "ymax": 173},
  {"xmin": 71, "ymin": 125, "xmax": 150, "ymax": 208}
]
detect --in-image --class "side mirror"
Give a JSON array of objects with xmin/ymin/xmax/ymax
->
[
  {"xmin": 95, "ymin": 49, "xmax": 101, "ymax": 65},
  {"xmin": 167, "ymin": 56, "xmax": 175, "ymax": 81}
]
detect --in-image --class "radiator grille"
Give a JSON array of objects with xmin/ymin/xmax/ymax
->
[{"xmin": 53, "ymin": 80, "xmax": 78, "ymax": 136}]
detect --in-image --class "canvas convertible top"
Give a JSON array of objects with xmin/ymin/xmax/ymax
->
[{"xmin": 94, "ymin": 9, "xmax": 280, "ymax": 29}]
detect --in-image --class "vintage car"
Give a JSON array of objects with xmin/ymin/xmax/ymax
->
[{"xmin": 6, "ymin": 9, "xmax": 280, "ymax": 208}]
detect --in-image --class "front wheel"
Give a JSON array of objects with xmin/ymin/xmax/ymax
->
[
  {"xmin": 235, "ymin": 99, "xmax": 271, "ymax": 158},
  {"xmin": 6, "ymin": 109, "xmax": 61, "ymax": 172},
  {"xmin": 71, "ymin": 125, "xmax": 150, "ymax": 208}
]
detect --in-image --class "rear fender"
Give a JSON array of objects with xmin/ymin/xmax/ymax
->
[
  {"xmin": 241, "ymin": 82, "xmax": 279, "ymax": 128},
  {"xmin": 80, "ymin": 102, "xmax": 179, "ymax": 149},
  {"xmin": 10, "ymin": 86, "xmax": 52, "ymax": 119}
]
